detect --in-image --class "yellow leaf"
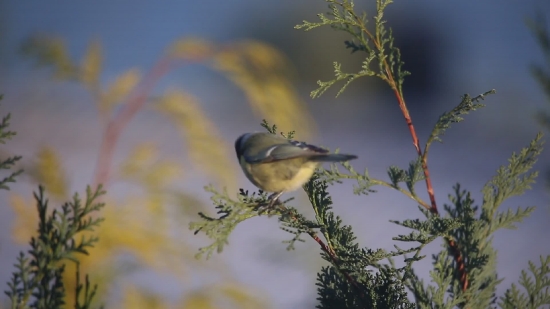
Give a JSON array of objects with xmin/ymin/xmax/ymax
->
[
  {"xmin": 95, "ymin": 196, "xmax": 188, "ymax": 275},
  {"xmin": 100, "ymin": 68, "xmax": 141, "ymax": 113},
  {"xmin": 177, "ymin": 284, "xmax": 269, "ymax": 309},
  {"xmin": 31, "ymin": 147, "xmax": 68, "ymax": 199},
  {"xmin": 119, "ymin": 143, "xmax": 158, "ymax": 179},
  {"xmin": 169, "ymin": 38, "xmax": 214, "ymax": 60},
  {"xmin": 21, "ymin": 35, "xmax": 76, "ymax": 79},
  {"xmin": 219, "ymin": 283, "xmax": 269, "ymax": 309},
  {"xmin": 179, "ymin": 292, "xmax": 216, "ymax": 309},
  {"xmin": 146, "ymin": 160, "xmax": 181, "ymax": 188},
  {"xmin": 80, "ymin": 40, "xmax": 102, "ymax": 86},
  {"xmin": 120, "ymin": 285, "xmax": 170, "ymax": 309},
  {"xmin": 240, "ymin": 41, "xmax": 287, "ymax": 71},
  {"xmin": 10, "ymin": 170, "xmax": 194, "ymax": 307},
  {"xmin": 144, "ymin": 192, "xmax": 165, "ymax": 215},
  {"xmin": 213, "ymin": 41, "xmax": 315, "ymax": 138},
  {"xmin": 119, "ymin": 143, "xmax": 181, "ymax": 190},
  {"xmin": 155, "ymin": 90, "xmax": 236, "ymax": 189},
  {"xmin": 10, "ymin": 193, "xmax": 38, "ymax": 244},
  {"xmin": 213, "ymin": 49, "xmax": 244, "ymax": 73}
]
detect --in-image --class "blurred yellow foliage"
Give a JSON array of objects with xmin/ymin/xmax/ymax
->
[
  {"xmin": 212, "ymin": 41, "xmax": 315, "ymax": 138},
  {"xmin": 12, "ymin": 34, "xmax": 315, "ymax": 308},
  {"xmin": 217, "ymin": 283, "xmax": 269, "ymax": 309},
  {"xmin": 119, "ymin": 143, "xmax": 182, "ymax": 215},
  {"xmin": 177, "ymin": 283, "xmax": 269, "ymax": 309},
  {"xmin": 121, "ymin": 285, "xmax": 170, "ymax": 309},
  {"xmin": 11, "ymin": 190, "xmax": 192, "ymax": 306},
  {"xmin": 92, "ymin": 197, "xmax": 188, "ymax": 272},
  {"xmin": 9, "ymin": 194, "xmax": 37, "ymax": 244},
  {"xmin": 100, "ymin": 68, "xmax": 142, "ymax": 114},
  {"xmin": 168, "ymin": 37, "xmax": 315, "ymax": 138},
  {"xmin": 120, "ymin": 143, "xmax": 181, "ymax": 189},
  {"xmin": 11, "ymin": 146, "xmax": 193, "ymax": 306},
  {"xmin": 169, "ymin": 38, "xmax": 214, "ymax": 60},
  {"xmin": 21, "ymin": 35, "xmax": 76, "ymax": 79},
  {"xmin": 80, "ymin": 40, "xmax": 102, "ymax": 87},
  {"xmin": 30, "ymin": 147, "xmax": 68, "ymax": 199},
  {"xmin": 156, "ymin": 90, "xmax": 235, "ymax": 189},
  {"xmin": 179, "ymin": 292, "xmax": 215, "ymax": 309},
  {"xmin": 116, "ymin": 282, "xmax": 269, "ymax": 309}
]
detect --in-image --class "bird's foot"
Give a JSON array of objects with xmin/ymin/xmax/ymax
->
[{"xmin": 257, "ymin": 192, "xmax": 285, "ymax": 215}]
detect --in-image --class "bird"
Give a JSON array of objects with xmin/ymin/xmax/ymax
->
[{"xmin": 234, "ymin": 132, "xmax": 358, "ymax": 207}]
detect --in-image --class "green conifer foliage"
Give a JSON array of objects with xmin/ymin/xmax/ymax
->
[
  {"xmin": 192, "ymin": 1, "xmax": 549, "ymax": 308},
  {"xmin": 1, "ymin": 98, "xmax": 105, "ymax": 309},
  {"xmin": 0, "ymin": 95, "xmax": 23, "ymax": 191}
]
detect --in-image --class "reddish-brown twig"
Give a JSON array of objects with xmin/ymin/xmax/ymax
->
[
  {"xmin": 91, "ymin": 43, "xmax": 228, "ymax": 188},
  {"xmin": 92, "ymin": 57, "xmax": 173, "ymax": 187},
  {"xmin": 308, "ymin": 232, "xmax": 367, "ymax": 302},
  {"xmin": 391, "ymin": 72, "xmax": 469, "ymax": 294},
  {"xmin": 390, "ymin": 73, "xmax": 469, "ymax": 293},
  {"xmin": 345, "ymin": 6, "xmax": 469, "ymax": 293},
  {"xmin": 275, "ymin": 205, "xmax": 366, "ymax": 303}
]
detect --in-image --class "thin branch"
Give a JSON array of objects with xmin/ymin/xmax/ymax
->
[
  {"xmin": 308, "ymin": 231, "xmax": 368, "ymax": 303},
  {"xmin": 92, "ymin": 56, "xmax": 172, "ymax": 187},
  {"xmin": 346, "ymin": 4, "xmax": 469, "ymax": 293},
  {"xmin": 276, "ymin": 204, "xmax": 367, "ymax": 303},
  {"xmin": 372, "ymin": 179, "xmax": 432, "ymax": 211}
]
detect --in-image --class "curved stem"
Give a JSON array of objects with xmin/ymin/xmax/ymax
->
[
  {"xmin": 275, "ymin": 205, "xmax": 366, "ymax": 302},
  {"xmin": 343, "ymin": 3, "xmax": 469, "ymax": 292},
  {"xmin": 308, "ymin": 231, "xmax": 368, "ymax": 302},
  {"xmin": 321, "ymin": 171, "xmax": 432, "ymax": 211},
  {"xmin": 370, "ymin": 179, "xmax": 431, "ymax": 210},
  {"xmin": 92, "ymin": 57, "xmax": 172, "ymax": 188}
]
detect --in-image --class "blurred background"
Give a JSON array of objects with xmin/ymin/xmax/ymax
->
[{"xmin": 1, "ymin": 0, "xmax": 549, "ymax": 308}]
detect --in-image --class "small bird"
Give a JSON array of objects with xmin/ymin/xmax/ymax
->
[{"xmin": 235, "ymin": 132, "xmax": 358, "ymax": 207}]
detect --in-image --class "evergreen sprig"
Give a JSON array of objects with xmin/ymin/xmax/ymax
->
[
  {"xmin": 305, "ymin": 173, "xmax": 418, "ymax": 308},
  {"xmin": 191, "ymin": 1, "xmax": 549, "ymax": 308},
  {"xmin": 74, "ymin": 263, "xmax": 100, "ymax": 309},
  {"xmin": 260, "ymin": 119, "xmax": 296, "ymax": 139},
  {"xmin": 319, "ymin": 88, "xmax": 501, "ymax": 209},
  {"xmin": 529, "ymin": 16, "xmax": 550, "ymax": 189},
  {"xmin": 191, "ymin": 146, "xmax": 421, "ymax": 307},
  {"xmin": 189, "ymin": 186, "xmax": 267, "ymax": 259},
  {"xmin": 295, "ymin": 0, "xmax": 409, "ymax": 99},
  {"xmin": 424, "ymin": 90, "xmax": 496, "ymax": 157},
  {"xmin": 499, "ymin": 256, "xmax": 550, "ymax": 309},
  {"xmin": 529, "ymin": 17, "xmax": 550, "ymax": 130},
  {"xmin": 404, "ymin": 134, "xmax": 544, "ymax": 308},
  {"xmin": 4, "ymin": 185, "xmax": 105, "ymax": 309},
  {"xmin": 0, "ymin": 96, "xmax": 23, "ymax": 191},
  {"xmin": 193, "ymin": 126, "xmax": 545, "ymax": 308},
  {"xmin": 193, "ymin": 120, "xmax": 456, "ymax": 308},
  {"xmin": 490, "ymin": 15, "xmax": 550, "ymax": 309},
  {"xmin": 481, "ymin": 132, "xmax": 542, "ymax": 221}
]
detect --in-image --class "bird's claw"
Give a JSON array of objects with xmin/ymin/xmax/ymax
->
[{"xmin": 256, "ymin": 192, "xmax": 285, "ymax": 215}]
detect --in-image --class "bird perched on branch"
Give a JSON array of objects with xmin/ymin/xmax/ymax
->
[{"xmin": 235, "ymin": 132, "xmax": 358, "ymax": 207}]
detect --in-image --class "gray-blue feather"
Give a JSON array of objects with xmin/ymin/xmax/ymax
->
[
  {"xmin": 237, "ymin": 133, "xmax": 357, "ymax": 164},
  {"xmin": 245, "ymin": 144, "xmax": 320, "ymax": 163},
  {"xmin": 308, "ymin": 153, "xmax": 357, "ymax": 162}
]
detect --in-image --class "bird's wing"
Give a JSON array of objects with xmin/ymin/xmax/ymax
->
[{"xmin": 245, "ymin": 140, "xmax": 329, "ymax": 164}]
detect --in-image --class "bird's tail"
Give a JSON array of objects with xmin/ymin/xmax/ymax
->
[{"xmin": 310, "ymin": 153, "xmax": 358, "ymax": 162}]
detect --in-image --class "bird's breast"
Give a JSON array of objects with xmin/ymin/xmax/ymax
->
[{"xmin": 241, "ymin": 157, "xmax": 319, "ymax": 193}]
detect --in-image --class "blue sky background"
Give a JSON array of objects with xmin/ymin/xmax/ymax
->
[{"xmin": 1, "ymin": 1, "xmax": 550, "ymax": 308}]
